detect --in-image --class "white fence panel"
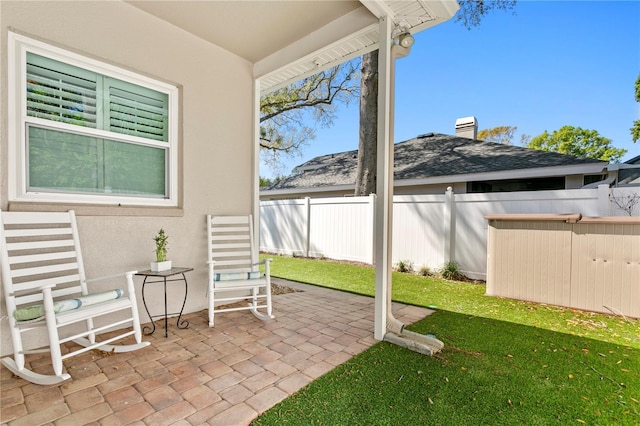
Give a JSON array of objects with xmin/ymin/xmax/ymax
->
[
  {"xmin": 260, "ymin": 186, "xmax": 636, "ymax": 280},
  {"xmin": 453, "ymin": 189, "xmax": 600, "ymax": 279},
  {"xmin": 308, "ymin": 196, "xmax": 374, "ymax": 263},
  {"xmin": 392, "ymin": 194, "xmax": 446, "ymax": 271},
  {"xmin": 260, "ymin": 199, "xmax": 308, "ymax": 256}
]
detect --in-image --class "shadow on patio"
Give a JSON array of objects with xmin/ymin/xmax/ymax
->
[{"xmin": 1, "ymin": 279, "xmax": 433, "ymax": 425}]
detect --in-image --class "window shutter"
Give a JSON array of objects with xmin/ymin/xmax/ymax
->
[
  {"xmin": 106, "ymin": 78, "xmax": 169, "ymax": 142},
  {"xmin": 26, "ymin": 53, "xmax": 98, "ymax": 128},
  {"xmin": 20, "ymin": 42, "xmax": 174, "ymax": 203}
]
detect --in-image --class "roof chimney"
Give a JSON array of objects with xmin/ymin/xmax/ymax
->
[{"xmin": 455, "ymin": 116, "xmax": 478, "ymax": 139}]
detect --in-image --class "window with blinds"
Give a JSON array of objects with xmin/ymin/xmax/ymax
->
[
  {"xmin": 9, "ymin": 32, "xmax": 178, "ymax": 207},
  {"xmin": 25, "ymin": 53, "xmax": 170, "ymax": 198}
]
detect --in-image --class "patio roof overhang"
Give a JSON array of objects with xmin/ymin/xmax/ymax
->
[
  {"xmin": 127, "ymin": 0, "xmax": 459, "ymax": 93},
  {"xmin": 128, "ymin": 0, "xmax": 459, "ymax": 345}
]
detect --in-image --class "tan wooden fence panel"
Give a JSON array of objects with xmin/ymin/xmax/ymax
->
[
  {"xmin": 570, "ymin": 219, "xmax": 640, "ymax": 318},
  {"xmin": 486, "ymin": 215, "xmax": 640, "ymax": 318}
]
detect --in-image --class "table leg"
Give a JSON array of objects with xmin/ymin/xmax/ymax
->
[
  {"xmin": 141, "ymin": 277, "xmax": 156, "ymax": 335},
  {"xmin": 164, "ymin": 277, "xmax": 168, "ymax": 338},
  {"xmin": 176, "ymin": 273, "xmax": 189, "ymax": 330}
]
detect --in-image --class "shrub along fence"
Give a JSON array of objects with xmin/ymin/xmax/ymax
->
[{"xmin": 259, "ymin": 185, "xmax": 639, "ymax": 280}]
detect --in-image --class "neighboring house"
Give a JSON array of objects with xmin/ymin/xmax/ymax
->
[
  {"xmin": 261, "ymin": 118, "xmax": 610, "ymax": 200},
  {"xmin": 611, "ymin": 155, "xmax": 640, "ymax": 186},
  {"xmin": 1, "ymin": 0, "xmax": 460, "ymax": 352}
]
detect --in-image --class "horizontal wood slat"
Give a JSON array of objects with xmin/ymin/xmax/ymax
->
[
  {"xmin": 3, "ymin": 227, "xmax": 73, "ymax": 237},
  {"xmin": 10, "ymin": 262, "xmax": 79, "ymax": 279},
  {"xmin": 7, "ymin": 251, "xmax": 76, "ymax": 265},
  {"xmin": 12, "ymin": 274, "xmax": 81, "ymax": 295},
  {"xmin": 6, "ymin": 240, "xmax": 75, "ymax": 251}
]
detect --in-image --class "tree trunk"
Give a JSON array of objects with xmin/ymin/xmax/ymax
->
[{"xmin": 354, "ymin": 50, "xmax": 378, "ymax": 196}]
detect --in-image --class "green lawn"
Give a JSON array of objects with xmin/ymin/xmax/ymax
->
[{"xmin": 253, "ymin": 254, "xmax": 640, "ymax": 425}]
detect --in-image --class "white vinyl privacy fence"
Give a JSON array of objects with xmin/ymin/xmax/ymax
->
[{"xmin": 260, "ymin": 186, "xmax": 639, "ymax": 280}]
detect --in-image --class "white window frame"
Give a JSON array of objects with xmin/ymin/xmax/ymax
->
[{"xmin": 8, "ymin": 32, "xmax": 179, "ymax": 207}]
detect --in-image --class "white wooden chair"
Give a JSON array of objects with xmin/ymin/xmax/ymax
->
[
  {"xmin": 207, "ymin": 215, "xmax": 274, "ymax": 327},
  {"xmin": 0, "ymin": 210, "xmax": 149, "ymax": 385}
]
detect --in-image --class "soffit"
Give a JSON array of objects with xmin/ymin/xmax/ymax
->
[
  {"xmin": 126, "ymin": 0, "xmax": 459, "ymax": 93},
  {"xmin": 126, "ymin": 0, "xmax": 362, "ymax": 63}
]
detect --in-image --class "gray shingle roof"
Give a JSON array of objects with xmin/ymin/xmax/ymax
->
[{"xmin": 268, "ymin": 133, "xmax": 606, "ymax": 190}]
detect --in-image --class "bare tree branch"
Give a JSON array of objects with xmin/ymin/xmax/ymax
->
[{"xmin": 259, "ymin": 60, "xmax": 359, "ymax": 172}]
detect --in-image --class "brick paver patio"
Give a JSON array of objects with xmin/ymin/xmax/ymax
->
[{"xmin": 0, "ymin": 279, "xmax": 434, "ymax": 425}]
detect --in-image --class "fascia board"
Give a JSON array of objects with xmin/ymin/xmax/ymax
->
[
  {"xmin": 361, "ymin": 0, "xmax": 459, "ymax": 28},
  {"xmin": 608, "ymin": 163, "xmax": 640, "ymax": 171},
  {"xmin": 260, "ymin": 184, "xmax": 354, "ymax": 197}
]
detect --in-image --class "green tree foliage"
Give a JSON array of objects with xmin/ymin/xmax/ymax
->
[
  {"xmin": 477, "ymin": 126, "xmax": 531, "ymax": 146},
  {"xmin": 259, "ymin": 175, "xmax": 283, "ymax": 188},
  {"xmin": 477, "ymin": 126, "xmax": 517, "ymax": 145},
  {"xmin": 527, "ymin": 125, "xmax": 627, "ymax": 162},
  {"xmin": 631, "ymin": 73, "xmax": 640, "ymax": 143},
  {"xmin": 260, "ymin": 62, "xmax": 359, "ymax": 173}
]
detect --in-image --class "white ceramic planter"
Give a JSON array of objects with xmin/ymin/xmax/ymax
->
[{"xmin": 150, "ymin": 260, "xmax": 172, "ymax": 272}]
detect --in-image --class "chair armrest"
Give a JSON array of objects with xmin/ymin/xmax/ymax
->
[
  {"xmin": 84, "ymin": 271, "xmax": 138, "ymax": 296},
  {"xmin": 252, "ymin": 258, "xmax": 272, "ymax": 266}
]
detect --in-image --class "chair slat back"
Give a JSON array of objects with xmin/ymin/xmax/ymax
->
[
  {"xmin": 207, "ymin": 215, "xmax": 257, "ymax": 273},
  {"xmin": 1, "ymin": 210, "xmax": 87, "ymax": 311}
]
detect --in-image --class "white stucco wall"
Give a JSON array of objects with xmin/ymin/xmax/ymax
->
[{"xmin": 1, "ymin": 1, "xmax": 256, "ymax": 355}]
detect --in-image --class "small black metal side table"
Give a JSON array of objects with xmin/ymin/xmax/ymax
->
[{"xmin": 136, "ymin": 267, "xmax": 192, "ymax": 337}]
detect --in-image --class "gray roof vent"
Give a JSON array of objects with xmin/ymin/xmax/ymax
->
[
  {"xmin": 455, "ymin": 116, "xmax": 478, "ymax": 140},
  {"xmin": 417, "ymin": 132, "xmax": 435, "ymax": 139}
]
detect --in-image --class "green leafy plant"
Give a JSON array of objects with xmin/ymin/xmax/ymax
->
[
  {"xmin": 440, "ymin": 261, "xmax": 464, "ymax": 281},
  {"xmin": 153, "ymin": 228, "xmax": 169, "ymax": 262},
  {"xmin": 396, "ymin": 259, "xmax": 413, "ymax": 273}
]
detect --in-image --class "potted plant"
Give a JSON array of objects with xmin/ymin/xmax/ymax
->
[{"xmin": 150, "ymin": 228, "xmax": 172, "ymax": 272}]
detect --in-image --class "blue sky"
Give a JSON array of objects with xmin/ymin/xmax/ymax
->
[{"xmin": 261, "ymin": 1, "xmax": 640, "ymax": 178}]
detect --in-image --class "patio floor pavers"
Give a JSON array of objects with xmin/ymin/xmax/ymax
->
[{"xmin": 0, "ymin": 279, "xmax": 435, "ymax": 425}]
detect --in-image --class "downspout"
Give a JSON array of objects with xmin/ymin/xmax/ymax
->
[{"xmin": 377, "ymin": 25, "xmax": 444, "ymax": 356}]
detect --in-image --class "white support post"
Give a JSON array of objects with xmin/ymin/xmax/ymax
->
[
  {"xmin": 304, "ymin": 197, "xmax": 311, "ymax": 257},
  {"xmin": 252, "ymin": 79, "xmax": 262, "ymax": 254},
  {"xmin": 374, "ymin": 16, "xmax": 393, "ymax": 341},
  {"xmin": 443, "ymin": 186, "xmax": 454, "ymax": 264}
]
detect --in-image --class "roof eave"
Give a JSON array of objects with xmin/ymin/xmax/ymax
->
[
  {"xmin": 395, "ymin": 163, "xmax": 608, "ymax": 188},
  {"xmin": 260, "ymin": 184, "xmax": 354, "ymax": 197},
  {"xmin": 256, "ymin": 1, "xmax": 459, "ymax": 94}
]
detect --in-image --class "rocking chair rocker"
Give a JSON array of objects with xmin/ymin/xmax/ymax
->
[
  {"xmin": 207, "ymin": 215, "xmax": 274, "ymax": 327},
  {"xmin": 0, "ymin": 210, "xmax": 149, "ymax": 385}
]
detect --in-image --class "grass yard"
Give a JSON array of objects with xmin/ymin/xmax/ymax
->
[{"xmin": 253, "ymin": 254, "xmax": 640, "ymax": 425}]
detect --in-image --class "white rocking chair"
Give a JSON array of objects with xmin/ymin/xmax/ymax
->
[
  {"xmin": 207, "ymin": 215, "xmax": 274, "ymax": 327},
  {"xmin": 0, "ymin": 210, "xmax": 149, "ymax": 385}
]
